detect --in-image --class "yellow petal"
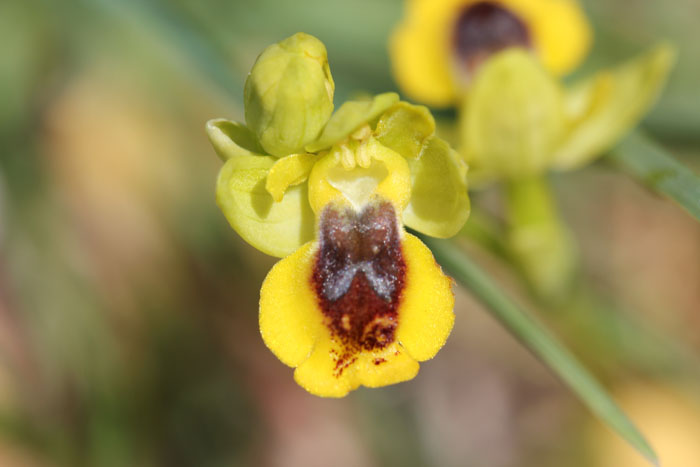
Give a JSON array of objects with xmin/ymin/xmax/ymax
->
[
  {"xmin": 259, "ymin": 241, "xmax": 323, "ymax": 367},
  {"xmin": 396, "ymin": 233, "xmax": 455, "ymax": 361},
  {"xmin": 390, "ymin": 0, "xmax": 464, "ymax": 107},
  {"xmin": 265, "ymin": 153, "xmax": 317, "ymax": 202},
  {"xmin": 216, "ymin": 154, "xmax": 314, "ymax": 258},
  {"xmin": 506, "ymin": 0, "xmax": 591, "ymax": 76}
]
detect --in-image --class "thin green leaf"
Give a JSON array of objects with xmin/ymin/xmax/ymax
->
[
  {"xmin": 421, "ymin": 237, "xmax": 659, "ymax": 467},
  {"xmin": 610, "ymin": 131, "xmax": 700, "ymax": 221}
]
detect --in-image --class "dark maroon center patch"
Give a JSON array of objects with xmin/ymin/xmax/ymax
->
[
  {"xmin": 311, "ymin": 201, "xmax": 406, "ymax": 375},
  {"xmin": 453, "ymin": 1, "xmax": 531, "ymax": 75}
]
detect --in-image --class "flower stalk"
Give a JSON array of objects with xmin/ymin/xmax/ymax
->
[{"xmin": 504, "ymin": 174, "xmax": 576, "ymax": 299}]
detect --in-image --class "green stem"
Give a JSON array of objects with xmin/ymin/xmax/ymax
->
[
  {"xmin": 458, "ymin": 208, "xmax": 507, "ymax": 258},
  {"xmin": 610, "ymin": 131, "xmax": 700, "ymax": 221},
  {"xmin": 421, "ymin": 237, "xmax": 658, "ymax": 466},
  {"xmin": 503, "ymin": 175, "xmax": 577, "ymax": 299},
  {"xmin": 504, "ymin": 175, "xmax": 558, "ymax": 226}
]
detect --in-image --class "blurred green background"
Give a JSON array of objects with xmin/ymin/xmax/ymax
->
[{"xmin": 1, "ymin": 0, "xmax": 699, "ymax": 466}]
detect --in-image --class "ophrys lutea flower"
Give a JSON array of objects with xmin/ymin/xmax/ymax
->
[
  {"xmin": 390, "ymin": 0, "xmax": 674, "ymax": 298},
  {"xmin": 207, "ymin": 33, "xmax": 469, "ymax": 397}
]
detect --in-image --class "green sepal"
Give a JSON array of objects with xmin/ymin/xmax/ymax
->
[
  {"xmin": 460, "ymin": 49, "xmax": 565, "ymax": 179},
  {"xmin": 375, "ymin": 101, "xmax": 436, "ymax": 160},
  {"xmin": 306, "ymin": 92, "xmax": 399, "ymax": 152},
  {"xmin": 216, "ymin": 154, "xmax": 315, "ymax": 257},
  {"xmin": 403, "ymin": 137, "xmax": 470, "ymax": 238},
  {"xmin": 552, "ymin": 44, "xmax": 675, "ymax": 170},
  {"xmin": 206, "ymin": 119, "xmax": 265, "ymax": 160}
]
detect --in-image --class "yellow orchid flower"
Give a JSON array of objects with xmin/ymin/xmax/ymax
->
[
  {"xmin": 460, "ymin": 45, "xmax": 673, "ymax": 298},
  {"xmin": 390, "ymin": 0, "xmax": 674, "ymax": 299},
  {"xmin": 391, "ymin": 0, "xmax": 591, "ymax": 107},
  {"xmin": 207, "ymin": 33, "xmax": 470, "ymax": 397}
]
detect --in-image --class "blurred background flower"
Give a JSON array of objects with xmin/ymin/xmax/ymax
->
[
  {"xmin": 0, "ymin": 0, "xmax": 699, "ymax": 466},
  {"xmin": 390, "ymin": 0, "xmax": 591, "ymax": 106}
]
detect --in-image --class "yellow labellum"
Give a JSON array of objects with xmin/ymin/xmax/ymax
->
[{"xmin": 259, "ymin": 232, "xmax": 454, "ymax": 397}]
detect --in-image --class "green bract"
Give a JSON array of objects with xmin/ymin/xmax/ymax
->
[
  {"xmin": 208, "ymin": 34, "xmax": 470, "ymax": 257},
  {"xmin": 244, "ymin": 32, "xmax": 335, "ymax": 157},
  {"xmin": 460, "ymin": 44, "xmax": 675, "ymax": 182}
]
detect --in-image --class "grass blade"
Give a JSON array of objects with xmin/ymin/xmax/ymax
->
[
  {"xmin": 422, "ymin": 237, "xmax": 659, "ymax": 466},
  {"xmin": 610, "ymin": 131, "xmax": 700, "ymax": 220}
]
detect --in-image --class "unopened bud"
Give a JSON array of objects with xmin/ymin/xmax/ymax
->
[{"xmin": 244, "ymin": 33, "xmax": 335, "ymax": 157}]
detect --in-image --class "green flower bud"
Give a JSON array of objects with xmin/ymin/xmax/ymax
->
[{"xmin": 244, "ymin": 33, "xmax": 335, "ymax": 157}]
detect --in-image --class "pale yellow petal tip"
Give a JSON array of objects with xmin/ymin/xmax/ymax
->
[
  {"xmin": 357, "ymin": 344, "xmax": 421, "ymax": 389},
  {"xmin": 293, "ymin": 340, "xmax": 421, "ymax": 398}
]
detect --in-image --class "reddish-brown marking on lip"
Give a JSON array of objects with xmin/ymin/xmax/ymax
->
[
  {"xmin": 312, "ymin": 201, "xmax": 405, "ymax": 377},
  {"xmin": 453, "ymin": 1, "xmax": 531, "ymax": 75}
]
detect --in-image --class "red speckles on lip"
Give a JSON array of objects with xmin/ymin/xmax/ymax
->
[{"xmin": 312, "ymin": 201, "xmax": 405, "ymax": 376}]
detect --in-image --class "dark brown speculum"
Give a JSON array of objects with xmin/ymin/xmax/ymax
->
[
  {"xmin": 453, "ymin": 1, "xmax": 531, "ymax": 75},
  {"xmin": 312, "ymin": 201, "xmax": 406, "ymax": 375}
]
